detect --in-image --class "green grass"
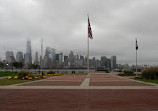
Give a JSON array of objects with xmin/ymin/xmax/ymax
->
[
  {"xmin": 0, "ymin": 71, "xmax": 18, "ymax": 77},
  {"xmin": 132, "ymin": 78, "xmax": 158, "ymax": 84},
  {"xmin": 0, "ymin": 79, "xmax": 37, "ymax": 86}
]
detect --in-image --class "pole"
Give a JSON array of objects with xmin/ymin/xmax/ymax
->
[
  {"xmin": 87, "ymin": 32, "xmax": 89, "ymax": 74},
  {"xmin": 136, "ymin": 45, "xmax": 138, "ymax": 77},
  {"xmin": 41, "ymin": 38, "xmax": 43, "ymax": 75}
]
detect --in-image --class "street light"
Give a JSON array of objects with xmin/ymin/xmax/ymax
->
[
  {"xmin": 6, "ymin": 64, "xmax": 8, "ymax": 71},
  {"xmin": 39, "ymin": 64, "xmax": 41, "ymax": 75}
]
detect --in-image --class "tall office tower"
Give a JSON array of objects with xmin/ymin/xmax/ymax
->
[
  {"xmin": 24, "ymin": 54, "xmax": 30, "ymax": 66},
  {"xmin": 69, "ymin": 51, "xmax": 75, "ymax": 62},
  {"xmin": 59, "ymin": 52, "xmax": 63, "ymax": 64},
  {"xmin": 69, "ymin": 51, "xmax": 75, "ymax": 67},
  {"xmin": 111, "ymin": 56, "xmax": 117, "ymax": 69},
  {"xmin": 34, "ymin": 51, "xmax": 39, "ymax": 65},
  {"xmin": 26, "ymin": 40, "xmax": 32, "ymax": 64},
  {"xmin": 101, "ymin": 56, "xmax": 107, "ymax": 67},
  {"xmin": 16, "ymin": 51, "xmax": 23, "ymax": 63},
  {"xmin": 64, "ymin": 55, "xmax": 68, "ymax": 66},
  {"xmin": 107, "ymin": 59, "xmax": 111, "ymax": 69},
  {"xmin": 80, "ymin": 55, "xmax": 84, "ymax": 60},
  {"xmin": 6, "ymin": 51, "xmax": 15, "ymax": 63},
  {"xmin": 55, "ymin": 54, "xmax": 60, "ymax": 62},
  {"xmin": 45, "ymin": 47, "xmax": 56, "ymax": 62},
  {"xmin": 96, "ymin": 59, "xmax": 101, "ymax": 67}
]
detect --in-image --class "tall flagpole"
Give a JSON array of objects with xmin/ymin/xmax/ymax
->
[
  {"xmin": 41, "ymin": 38, "xmax": 43, "ymax": 75},
  {"xmin": 87, "ymin": 14, "xmax": 93, "ymax": 75},
  {"xmin": 87, "ymin": 26, "xmax": 89, "ymax": 74},
  {"xmin": 136, "ymin": 47, "xmax": 138, "ymax": 77},
  {"xmin": 136, "ymin": 39, "xmax": 138, "ymax": 78}
]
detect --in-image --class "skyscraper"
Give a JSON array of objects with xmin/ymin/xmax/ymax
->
[
  {"xmin": 34, "ymin": 51, "xmax": 39, "ymax": 65},
  {"xmin": 6, "ymin": 51, "xmax": 15, "ymax": 63},
  {"xmin": 45, "ymin": 47, "xmax": 55, "ymax": 62},
  {"xmin": 16, "ymin": 51, "xmax": 23, "ymax": 63},
  {"xmin": 101, "ymin": 56, "xmax": 107, "ymax": 67},
  {"xmin": 26, "ymin": 40, "xmax": 32, "ymax": 64},
  {"xmin": 111, "ymin": 56, "xmax": 117, "ymax": 69}
]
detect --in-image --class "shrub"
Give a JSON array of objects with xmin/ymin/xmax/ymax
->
[
  {"xmin": 141, "ymin": 67, "xmax": 158, "ymax": 80},
  {"xmin": 123, "ymin": 69, "xmax": 134, "ymax": 75},
  {"xmin": 18, "ymin": 70, "xmax": 33, "ymax": 79},
  {"xmin": 47, "ymin": 71, "xmax": 56, "ymax": 74}
]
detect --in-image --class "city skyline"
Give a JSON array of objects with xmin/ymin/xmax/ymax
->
[{"xmin": 0, "ymin": 0, "xmax": 158, "ymax": 65}]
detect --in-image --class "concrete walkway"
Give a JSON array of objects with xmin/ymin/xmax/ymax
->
[{"xmin": 0, "ymin": 76, "xmax": 8, "ymax": 79}]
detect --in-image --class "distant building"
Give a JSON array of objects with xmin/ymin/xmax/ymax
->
[
  {"xmin": 34, "ymin": 51, "xmax": 39, "ymax": 65},
  {"xmin": 96, "ymin": 59, "xmax": 101, "ymax": 67},
  {"xmin": 101, "ymin": 56, "xmax": 107, "ymax": 67},
  {"xmin": 107, "ymin": 59, "xmax": 111, "ymax": 69},
  {"xmin": 6, "ymin": 51, "xmax": 15, "ymax": 63},
  {"xmin": 25, "ymin": 40, "xmax": 32, "ymax": 65},
  {"xmin": 16, "ymin": 51, "xmax": 23, "ymax": 63},
  {"xmin": 69, "ymin": 51, "xmax": 75, "ymax": 67},
  {"xmin": 45, "ymin": 47, "xmax": 55, "ymax": 62},
  {"xmin": 24, "ymin": 54, "xmax": 30, "ymax": 67},
  {"xmin": 111, "ymin": 56, "xmax": 117, "ymax": 69},
  {"xmin": 64, "ymin": 55, "xmax": 68, "ymax": 66}
]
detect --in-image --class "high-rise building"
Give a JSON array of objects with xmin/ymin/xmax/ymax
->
[
  {"xmin": 64, "ymin": 55, "xmax": 68, "ymax": 66},
  {"xmin": 111, "ymin": 56, "xmax": 117, "ymax": 69},
  {"xmin": 16, "ymin": 51, "xmax": 23, "ymax": 63},
  {"xmin": 24, "ymin": 54, "xmax": 30, "ymax": 66},
  {"xmin": 59, "ymin": 52, "xmax": 63, "ymax": 64},
  {"xmin": 101, "ymin": 56, "xmax": 107, "ymax": 67},
  {"xmin": 55, "ymin": 54, "xmax": 60, "ymax": 62},
  {"xmin": 107, "ymin": 59, "xmax": 111, "ymax": 69},
  {"xmin": 25, "ymin": 40, "xmax": 32, "ymax": 65},
  {"xmin": 45, "ymin": 47, "xmax": 55, "ymax": 62},
  {"xmin": 6, "ymin": 51, "xmax": 15, "ymax": 63},
  {"xmin": 34, "ymin": 51, "xmax": 39, "ymax": 65},
  {"xmin": 96, "ymin": 59, "xmax": 101, "ymax": 67}
]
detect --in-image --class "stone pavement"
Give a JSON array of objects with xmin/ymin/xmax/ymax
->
[{"xmin": 1, "ymin": 73, "xmax": 158, "ymax": 111}]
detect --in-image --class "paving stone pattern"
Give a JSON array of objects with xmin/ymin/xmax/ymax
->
[{"xmin": 0, "ymin": 74, "xmax": 158, "ymax": 111}]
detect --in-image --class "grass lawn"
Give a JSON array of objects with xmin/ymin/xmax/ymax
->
[
  {"xmin": 0, "ymin": 71, "xmax": 18, "ymax": 77},
  {"xmin": 0, "ymin": 79, "xmax": 40, "ymax": 86},
  {"xmin": 133, "ymin": 78, "xmax": 158, "ymax": 84}
]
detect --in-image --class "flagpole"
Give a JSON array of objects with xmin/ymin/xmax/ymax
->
[
  {"xmin": 87, "ymin": 14, "xmax": 93, "ymax": 75},
  {"xmin": 136, "ymin": 48, "xmax": 138, "ymax": 77},
  {"xmin": 41, "ymin": 38, "xmax": 43, "ymax": 75},
  {"xmin": 87, "ymin": 28, "xmax": 89, "ymax": 75},
  {"xmin": 136, "ymin": 39, "xmax": 138, "ymax": 78}
]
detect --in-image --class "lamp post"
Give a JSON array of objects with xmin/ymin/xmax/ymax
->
[
  {"xmin": 39, "ymin": 64, "xmax": 41, "ymax": 75},
  {"xmin": 6, "ymin": 64, "xmax": 8, "ymax": 72}
]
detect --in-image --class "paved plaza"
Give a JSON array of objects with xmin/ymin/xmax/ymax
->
[{"xmin": 0, "ymin": 73, "xmax": 158, "ymax": 111}]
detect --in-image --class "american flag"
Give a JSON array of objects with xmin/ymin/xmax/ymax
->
[
  {"xmin": 136, "ymin": 39, "xmax": 138, "ymax": 50},
  {"xmin": 88, "ymin": 16, "xmax": 93, "ymax": 39}
]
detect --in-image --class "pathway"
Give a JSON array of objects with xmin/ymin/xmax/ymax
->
[{"xmin": 0, "ymin": 73, "xmax": 158, "ymax": 111}]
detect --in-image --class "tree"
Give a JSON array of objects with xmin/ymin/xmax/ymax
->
[
  {"xmin": 31, "ymin": 64, "xmax": 39, "ymax": 74},
  {"xmin": 12, "ymin": 62, "xmax": 23, "ymax": 71},
  {"xmin": 0, "ymin": 62, "xmax": 4, "ymax": 69}
]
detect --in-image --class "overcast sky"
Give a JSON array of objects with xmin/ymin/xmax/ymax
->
[{"xmin": 0, "ymin": 0, "xmax": 158, "ymax": 65}]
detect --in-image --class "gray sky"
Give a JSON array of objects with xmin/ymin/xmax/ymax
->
[{"xmin": 0, "ymin": 0, "xmax": 158, "ymax": 65}]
